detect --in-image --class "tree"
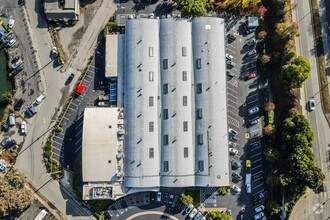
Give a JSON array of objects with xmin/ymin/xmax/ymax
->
[
  {"xmin": 2, "ymin": 92, "xmax": 13, "ymax": 103},
  {"xmin": 0, "ymin": 169, "xmax": 34, "ymax": 217},
  {"xmin": 258, "ymin": 30, "xmax": 267, "ymax": 40},
  {"xmin": 303, "ymin": 167, "xmax": 325, "ymax": 189},
  {"xmin": 176, "ymin": 0, "xmax": 207, "ymax": 18},
  {"xmin": 259, "ymin": 54, "xmax": 271, "ymax": 64},
  {"xmin": 264, "ymin": 101, "xmax": 275, "ymax": 111},
  {"xmin": 267, "ymin": 200, "xmax": 281, "ymax": 216},
  {"xmin": 265, "ymin": 147, "xmax": 280, "ymax": 163},
  {"xmin": 281, "ymin": 56, "xmax": 311, "ymax": 88},
  {"xmin": 276, "ymin": 22, "xmax": 300, "ymax": 40},
  {"xmin": 180, "ymin": 193, "xmax": 193, "ymax": 206},
  {"xmin": 264, "ymin": 124, "xmax": 276, "ymax": 136},
  {"xmin": 266, "ymin": 173, "xmax": 280, "ymax": 187},
  {"xmin": 207, "ymin": 211, "xmax": 232, "ymax": 220},
  {"xmin": 283, "ymin": 49, "xmax": 296, "ymax": 64},
  {"xmin": 218, "ymin": 186, "xmax": 231, "ymax": 195}
]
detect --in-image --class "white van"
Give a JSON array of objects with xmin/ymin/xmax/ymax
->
[
  {"xmin": 35, "ymin": 95, "xmax": 46, "ymax": 105},
  {"xmin": 8, "ymin": 113, "xmax": 15, "ymax": 126}
]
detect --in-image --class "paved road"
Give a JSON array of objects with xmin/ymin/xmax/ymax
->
[{"xmin": 290, "ymin": 0, "xmax": 330, "ymax": 220}]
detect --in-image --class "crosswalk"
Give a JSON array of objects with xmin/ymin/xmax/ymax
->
[
  {"xmin": 228, "ymin": 116, "xmax": 239, "ymax": 127},
  {"xmin": 227, "ymin": 78, "xmax": 238, "ymax": 87}
]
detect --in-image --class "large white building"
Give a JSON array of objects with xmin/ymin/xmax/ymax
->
[{"xmin": 82, "ymin": 17, "xmax": 230, "ymax": 200}]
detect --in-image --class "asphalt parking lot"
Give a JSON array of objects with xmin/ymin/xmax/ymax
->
[
  {"xmin": 51, "ymin": 38, "xmax": 107, "ymax": 170},
  {"xmin": 198, "ymin": 13, "xmax": 266, "ymax": 220},
  {"xmin": 104, "ymin": 191, "xmax": 203, "ymax": 220}
]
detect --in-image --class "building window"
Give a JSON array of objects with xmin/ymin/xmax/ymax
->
[
  {"xmin": 149, "ymin": 71, "xmax": 154, "ymax": 82},
  {"xmin": 182, "ymin": 47, "xmax": 187, "ymax": 57},
  {"xmin": 183, "ymin": 121, "xmax": 188, "ymax": 132},
  {"xmin": 149, "ymin": 122, "xmax": 154, "ymax": 132},
  {"xmin": 198, "ymin": 160, "xmax": 204, "ymax": 172},
  {"xmin": 197, "ymin": 83, "xmax": 202, "ymax": 94},
  {"xmin": 184, "ymin": 147, "xmax": 188, "ymax": 158},
  {"xmin": 149, "ymin": 96, "xmax": 154, "ymax": 106},
  {"xmin": 196, "ymin": 58, "xmax": 201, "ymax": 69},
  {"xmin": 163, "ymin": 161, "xmax": 169, "ymax": 172},
  {"xmin": 163, "ymin": 135, "xmax": 169, "ymax": 145},
  {"xmin": 163, "ymin": 84, "xmax": 168, "ymax": 94},
  {"xmin": 183, "ymin": 96, "xmax": 187, "ymax": 106},
  {"xmin": 197, "ymin": 134, "xmax": 203, "ymax": 145},
  {"xmin": 149, "ymin": 47, "xmax": 154, "ymax": 57},
  {"xmin": 182, "ymin": 71, "xmax": 187, "ymax": 81},
  {"xmin": 197, "ymin": 109, "xmax": 203, "ymax": 119},
  {"xmin": 163, "ymin": 109, "xmax": 168, "ymax": 119},
  {"xmin": 149, "ymin": 148, "xmax": 154, "ymax": 158},
  {"xmin": 163, "ymin": 59, "xmax": 168, "ymax": 70}
]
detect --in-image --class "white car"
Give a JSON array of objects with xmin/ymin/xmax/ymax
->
[
  {"xmin": 308, "ymin": 99, "xmax": 315, "ymax": 111},
  {"xmin": 157, "ymin": 192, "xmax": 162, "ymax": 202},
  {"xmin": 8, "ymin": 16, "xmax": 15, "ymax": 29},
  {"xmin": 229, "ymin": 148, "xmax": 238, "ymax": 155},
  {"xmin": 20, "ymin": 121, "xmax": 27, "ymax": 134},
  {"xmin": 248, "ymin": 106, "xmax": 259, "ymax": 115},
  {"xmin": 226, "ymin": 53, "xmax": 233, "ymax": 60},
  {"xmin": 185, "ymin": 204, "xmax": 194, "ymax": 214},
  {"xmin": 226, "ymin": 60, "xmax": 236, "ymax": 67},
  {"xmin": 12, "ymin": 59, "xmax": 23, "ymax": 69},
  {"xmin": 254, "ymin": 212, "xmax": 265, "ymax": 220},
  {"xmin": 232, "ymin": 185, "xmax": 241, "ymax": 193},
  {"xmin": 254, "ymin": 205, "xmax": 265, "ymax": 213},
  {"xmin": 228, "ymin": 128, "xmax": 238, "ymax": 136},
  {"xmin": 7, "ymin": 39, "xmax": 17, "ymax": 47},
  {"xmin": 189, "ymin": 208, "xmax": 198, "ymax": 218},
  {"xmin": 246, "ymin": 49, "xmax": 257, "ymax": 57}
]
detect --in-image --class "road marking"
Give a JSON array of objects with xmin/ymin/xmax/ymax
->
[
  {"xmin": 251, "ymin": 146, "xmax": 261, "ymax": 151},
  {"xmin": 75, "ymin": 137, "xmax": 82, "ymax": 145},
  {"xmin": 63, "ymin": 116, "xmax": 70, "ymax": 121},
  {"xmin": 251, "ymin": 164, "xmax": 262, "ymax": 171},
  {"xmin": 253, "ymin": 189, "xmax": 265, "ymax": 196},
  {"xmin": 53, "ymin": 140, "xmax": 62, "ymax": 146},
  {"xmin": 70, "ymin": 102, "xmax": 79, "ymax": 107},
  {"xmin": 239, "ymin": 38, "xmax": 242, "ymax": 43},
  {"xmin": 252, "ymin": 183, "xmax": 263, "ymax": 190},
  {"xmin": 85, "ymin": 74, "xmax": 93, "ymax": 79},
  {"xmin": 89, "ymin": 65, "xmax": 98, "ymax": 70},
  {"xmin": 227, "ymin": 44, "xmax": 236, "ymax": 49},
  {"xmin": 252, "ymin": 158, "xmax": 262, "ymax": 164},
  {"xmin": 252, "ymin": 177, "xmax": 263, "ymax": 183},
  {"xmin": 227, "ymin": 109, "xmax": 238, "ymax": 116},
  {"xmin": 227, "ymin": 99, "xmax": 238, "ymax": 106},
  {"xmin": 52, "ymin": 151, "xmax": 61, "ymax": 158},
  {"xmin": 228, "ymin": 116, "xmax": 239, "ymax": 127},
  {"xmin": 253, "ymin": 170, "xmax": 263, "ymax": 175},
  {"xmin": 227, "ymin": 78, "xmax": 238, "ymax": 87},
  {"xmin": 227, "ymin": 86, "xmax": 238, "ymax": 94},
  {"xmin": 54, "ymin": 135, "xmax": 63, "ymax": 141},
  {"xmin": 226, "ymin": 47, "xmax": 236, "ymax": 54},
  {"xmin": 227, "ymin": 92, "xmax": 237, "ymax": 100},
  {"xmin": 75, "ymin": 120, "xmax": 84, "ymax": 129},
  {"xmin": 247, "ymin": 99, "xmax": 259, "ymax": 105},
  {"xmin": 68, "ymin": 106, "xmax": 76, "ymax": 112},
  {"xmin": 251, "ymin": 152, "xmax": 261, "ymax": 158},
  {"xmin": 247, "ymin": 93, "xmax": 258, "ymax": 99},
  {"xmin": 75, "ymin": 129, "xmax": 83, "ymax": 137},
  {"xmin": 249, "ymin": 80, "xmax": 258, "ymax": 86},
  {"xmin": 84, "ymin": 78, "xmax": 92, "ymax": 84}
]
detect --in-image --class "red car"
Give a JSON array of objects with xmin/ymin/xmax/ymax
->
[{"xmin": 246, "ymin": 73, "xmax": 257, "ymax": 80}]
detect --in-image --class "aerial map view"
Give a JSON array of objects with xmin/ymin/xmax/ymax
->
[{"xmin": 0, "ymin": 0, "xmax": 330, "ymax": 219}]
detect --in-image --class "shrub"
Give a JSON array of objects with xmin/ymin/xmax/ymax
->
[
  {"xmin": 180, "ymin": 193, "xmax": 194, "ymax": 206},
  {"xmin": 44, "ymin": 150, "xmax": 52, "ymax": 158},
  {"xmin": 264, "ymin": 101, "xmax": 275, "ymax": 111},
  {"xmin": 54, "ymin": 126, "xmax": 63, "ymax": 133},
  {"xmin": 218, "ymin": 186, "xmax": 231, "ymax": 195},
  {"xmin": 268, "ymin": 111, "xmax": 274, "ymax": 124}
]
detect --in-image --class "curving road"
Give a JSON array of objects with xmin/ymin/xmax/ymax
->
[{"xmin": 127, "ymin": 211, "xmax": 180, "ymax": 220}]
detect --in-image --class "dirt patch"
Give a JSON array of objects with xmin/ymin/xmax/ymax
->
[
  {"xmin": 0, "ymin": 151, "xmax": 16, "ymax": 165},
  {"xmin": 59, "ymin": 86, "xmax": 70, "ymax": 107},
  {"xmin": 68, "ymin": 27, "xmax": 85, "ymax": 54}
]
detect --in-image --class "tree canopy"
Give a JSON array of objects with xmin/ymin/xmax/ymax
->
[
  {"xmin": 281, "ymin": 56, "xmax": 311, "ymax": 88},
  {"xmin": 180, "ymin": 193, "xmax": 193, "ymax": 206},
  {"xmin": 176, "ymin": 0, "xmax": 207, "ymax": 18},
  {"xmin": 207, "ymin": 211, "xmax": 232, "ymax": 220}
]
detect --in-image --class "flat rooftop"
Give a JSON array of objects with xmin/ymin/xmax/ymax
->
[
  {"xmin": 105, "ymin": 35, "xmax": 119, "ymax": 78},
  {"xmin": 44, "ymin": 0, "xmax": 59, "ymax": 10}
]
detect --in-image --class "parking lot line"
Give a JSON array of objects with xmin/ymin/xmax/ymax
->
[
  {"xmin": 227, "ymin": 109, "xmax": 238, "ymax": 115},
  {"xmin": 247, "ymin": 93, "xmax": 258, "ymax": 99},
  {"xmin": 252, "ymin": 183, "xmax": 263, "ymax": 190},
  {"xmin": 89, "ymin": 65, "xmax": 98, "ymax": 70},
  {"xmin": 63, "ymin": 116, "xmax": 70, "ymax": 121},
  {"xmin": 252, "ymin": 177, "xmax": 263, "ymax": 183},
  {"xmin": 251, "ymin": 152, "xmax": 261, "ymax": 158},
  {"xmin": 54, "ymin": 135, "xmax": 63, "ymax": 141},
  {"xmin": 70, "ymin": 102, "xmax": 79, "ymax": 107},
  {"xmin": 251, "ymin": 146, "xmax": 261, "ymax": 151},
  {"xmin": 249, "ymin": 80, "xmax": 258, "ymax": 86},
  {"xmin": 251, "ymin": 164, "xmax": 262, "ymax": 171},
  {"xmin": 85, "ymin": 74, "xmax": 93, "ymax": 79},
  {"xmin": 253, "ymin": 170, "xmax": 263, "ymax": 175},
  {"xmin": 84, "ymin": 78, "xmax": 92, "ymax": 84},
  {"xmin": 75, "ymin": 129, "xmax": 83, "ymax": 137},
  {"xmin": 227, "ymin": 86, "xmax": 238, "ymax": 94},
  {"xmin": 227, "ymin": 99, "xmax": 238, "ymax": 106},
  {"xmin": 252, "ymin": 158, "xmax": 262, "ymax": 164},
  {"xmin": 227, "ymin": 44, "xmax": 236, "ymax": 49},
  {"xmin": 68, "ymin": 106, "xmax": 77, "ymax": 112},
  {"xmin": 253, "ymin": 189, "xmax": 265, "ymax": 195},
  {"xmin": 52, "ymin": 151, "xmax": 61, "ymax": 158},
  {"xmin": 75, "ymin": 120, "xmax": 84, "ymax": 129},
  {"xmin": 247, "ymin": 99, "xmax": 259, "ymax": 105},
  {"xmin": 227, "ymin": 92, "xmax": 237, "ymax": 100},
  {"xmin": 75, "ymin": 137, "xmax": 82, "ymax": 145},
  {"xmin": 53, "ymin": 140, "xmax": 63, "ymax": 146}
]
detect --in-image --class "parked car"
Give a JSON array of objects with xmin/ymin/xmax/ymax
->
[
  {"xmin": 229, "ymin": 148, "xmax": 238, "ymax": 155},
  {"xmin": 227, "ymin": 34, "xmax": 236, "ymax": 41},
  {"xmin": 246, "ymin": 160, "xmax": 251, "ymax": 169},
  {"xmin": 18, "ymin": 0, "xmax": 26, "ymax": 5},
  {"xmin": 229, "ymin": 135, "xmax": 238, "ymax": 142},
  {"xmin": 226, "ymin": 60, "xmax": 236, "ymax": 68},
  {"xmin": 246, "ymin": 72, "xmax": 257, "ymax": 80},
  {"xmin": 229, "ymin": 141, "xmax": 237, "ymax": 148},
  {"xmin": 164, "ymin": 192, "xmax": 169, "ymax": 204},
  {"xmin": 193, "ymin": 212, "xmax": 203, "ymax": 220},
  {"xmin": 8, "ymin": 16, "xmax": 15, "ymax": 29},
  {"xmin": 189, "ymin": 208, "xmax": 198, "ymax": 218},
  {"xmin": 20, "ymin": 121, "xmax": 27, "ymax": 134},
  {"xmin": 10, "ymin": 144, "xmax": 19, "ymax": 153},
  {"xmin": 1, "ymin": 137, "xmax": 16, "ymax": 148},
  {"xmin": 232, "ymin": 172, "xmax": 243, "ymax": 181},
  {"xmin": 5, "ymin": 34, "xmax": 14, "ymax": 42},
  {"xmin": 248, "ymin": 106, "xmax": 259, "ymax": 115},
  {"xmin": 226, "ymin": 209, "xmax": 232, "ymax": 216},
  {"xmin": 169, "ymin": 194, "xmax": 174, "ymax": 205},
  {"xmin": 227, "ymin": 71, "xmax": 236, "ymax": 78},
  {"xmin": 254, "ymin": 205, "xmax": 265, "ymax": 213},
  {"xmin": 12, "ymin": 59, "xmax": 23, "ymax": 69},
  {"xmin": 308, "ymin": 99, "xmax": 316, "ymax": 111},
  {"xmin": 254, "ymin": 212, "xmax": 265, "ymax": 220},
  {"xmin": 232, "ymin": 185, "xmax": 241, "ymax": 193},
  {"xmin": 12, "ymin": 65, "xmax": 23, "ymax": 75},
  {"xmin": 65, "ymin": 73, "xmax": 75, "ymax": 85},
  {"xmin": 8, "ymin": 113, "xmax": 15, "ymax": 126},
  {"xmin": 231, "ymin": 160, "xmax": 242, "ymax": 169},
  {"xmin": 245, "ymin": 49, "xmax": 257, "ymax": 57},
  {"xmin": 2, "ymin": 122, "xmax": 9, "ymax": 131},
  {"xmin": 250, "ymin": 142, "xmax": 260, "ymax": 149},
  {"xmin": 11, "ymin": 56, "xmax": 20, "ymax": 64},
  {"xmin": 25, "ymin": 105, "xmax": 37, "ymax": 118},
  {"xmin": 35, "ymin": 94, "xmax": 46, "ymax": 105},
  {"xmin": 185, "ymin": 204, "xmax": 194, "ymax": 214},
  {"xmin": 14, "ymin": 98, "xmax": 25, "ymax": 111},
  {"xmin": 244, "ymin": 38, "xmax": 256, "ymax": 47},
  {"xmin": 228, "ymin": 128, "xmax": 238, "ymax": 136},
  {"xmin": 248, "ymin": 119, "xmax": 259, "ymax": 127},
  {"xmin": 226, "ymin": 53, "xmax": 234, "ymax": 60},
  {"xmin": 157, "ymin": 192, "xmax": 162, "ymax": 202},
  {"xmin": 7, "ymin": 39, "xmax": 17, "ymax": 47},
  {"xmin": 245, "ymin": 27, "xmax": 256, "ymax": 35}
]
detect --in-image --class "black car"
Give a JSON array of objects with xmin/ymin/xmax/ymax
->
[
  {"xmin": 14, "ymin": 98, "xmax": 25, "ymax": 111},
  {"xmin": 227, "ymin": 34, "xmax": 236, "ymax": 42},
  {"xmin": 232, "ymin": 172, "xmax": 243, "ymax": 181},
  {"xmin": 231, "ymin": 160, "xmax": 242, "ymax": 169},
  {"xmin": 229, "ymin": 135, "xmax": 238, "ymax": 142},
  {"xmin": 18, "ymin": 0, "xmax": 26, "ymax": 5},
  {"xmin": 2, "ymin": 122, "xmax": 9, "ymax": 131},
  {"xmin": 1, "ymin": 137, "xmax": 16, "ymax": 148},
  {"xmin": 25, "ymin": 105, "xmax": 37, "ymax": 118},
  {"xmin": 250, "ymin": 142, "xmax": 260, "ymax": 149},
  {"xmin": 253, "ymin": 198, "xmax": 263, "ymax": 206},
  {"xmin": 12, "ymin": 65, "xmax": 23, "ymax": 76},
  {"xmin": 11, "ymin": 56, "xmax": 20, "ymax": 64},
  {"xmin": 65, "ymin": 73, "xmax": 75, "ymax": 85}
]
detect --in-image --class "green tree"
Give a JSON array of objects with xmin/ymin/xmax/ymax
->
[
  {"xmin": 281, "ymin": 56, "xmax": 311, "ymax": 88},
  {"xmin": 265, "ymin": 147, "xmax": 280, "ymax": 163},
  {"xmin": 2, "ymin": 92, "xmax": 13, "ymax": 103},
  {"xmin": 176, "ymin": 0, "xmax": 207, "ymax": 18},
  {"xmin": 283, "ymin": 49, "xmax": 296, "ymax": 64},
  {"xmin": 303, "ymin": 167, "xmax": 325, "ymax": 189},
  {"xmin": 218, "ymin": 186, "xmax": 231, "ymax": 195},
  {"xmin": 266, "ymin": 173, "xmax": 280, "ymax": 187},
  {"xmin": 180, "ymin": 193, "xmax": 193, "ymax": 206},
  {"xmin": 207, "ymin": 211, "xmax": 232, "ymax": 220}
]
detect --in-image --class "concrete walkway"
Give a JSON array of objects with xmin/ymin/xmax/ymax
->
[{"xmin": 126, "ymin": 211, "xmax": 180, "ymax": 220}]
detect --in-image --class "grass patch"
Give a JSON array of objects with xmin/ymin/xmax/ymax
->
[
  {"xmin": 89, "ymin": 200, "xmax": 113, "ymax": 216},
  {"xmin": 268, "ymin": 111, "xmax": 274, "ymax": 124}
]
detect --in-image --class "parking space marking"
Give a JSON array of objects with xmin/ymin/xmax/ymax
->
[
  {"xmin": 227, "ymin": 109, "xmax": 238, "ymax": 116},
  {"xmin": 251, "ymin": 152, "xmax": 261, "ymax": 158},
  {"xmin": 251, "ymin": 164, "xmax": 262, "ymax": 171},
  {"xmin": 253, "ymin": 183, "xmax": 263, "ymax": 190},
  {"xmin": 75, "ymin": 129, "xmax": 83, "ymax": 137},
  {"xmin": 85, "ymin": 74, "xmax": 93, "ymax": 79},
  {"xmin": 227, "ymin": 99, "xmax": 237, "ymax": 106},
  {"xmin": 75, "ymin": 137, "xmax": 82, "ymax": 145},
  {"xmin": 73, "ymin": 98, "xmax": 81, "ymax": 103},
  {"xmin": 53, "ymin": 140, "xmax": 63, "ymax": 146},
  {"xmin": 84, "ymin": 78, "xmax": 92, "ymax": 84},
  {"xmin": 247, "ymin": 93, "xmax": 258, "ymax": 99},
  {"xmin": 251, "ymin": 146, "xmax": 261, "ymax": 151},
  {"xmin": 68, "ymin": 106, "xmax": 77, "ymax": 112},
  {"xmin": 54, "ymin": 135, "xmax": 63, "ymax": 141},
  {"xmin": 63, "ymin": 116, "xmax": 70, "ymax": 121},
  {"xmin": 228, "ymin": 116, "xmax": 239, "ymax": 127},
  {"xmin": 227, "ymin": 86, "xmax": 238, "ymax": 94},
  {"xmin": 227, "ymin": 78, "xmax": 238, "ymax": 87},
  {"xmin": 70, "ymin": 102, "xmax": 79, "ymax": 107},
  {"xmin": 252, "ymin": 177, "xmax": 263, "ymax": 183},
  {"xmin": 227, "ymin": 92, "xmax": 237, "ymax": 100},
  {"xmin": 75, "ymin": 120, "xmax": 84, "ymax": 129},
  {"xmin": 252, "ymin": 158, "xmax": 262, "ymax": 164},
  {"xmin": 89, "ymin": 65, "xmax": 98, "ymax": 70},
  {"xmin": 253, "ymin": 170, "xmax": 263, "ymax": 175},
  {"xmin": 52, "ymin": 151, "xmax": 61, "ymax": 158},
  {"xmin": 227, "ymin": 44, "xmax": 236, "ymax": 49},
  {"xmin": 253, "ymin": 189, "xmax": 265, "ymax": 195},
  {"xmin": 247, "ymin": 99, "xmax": 259, "ymax": 105}
]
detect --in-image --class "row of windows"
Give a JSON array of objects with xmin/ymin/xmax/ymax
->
[
  {"xmin": 162, "ymin": 109, "xmax": 203, "ymax": 119},
  {"xmin": 149, "ymin": 47, "xmax": 188, "ymax": 58},
  {"xmin": 163, "ymin": 58, "xmax": 202, "ymax": 70},
  {"xmin": 148, "ymin": 147, "xmax": 190, "ymax": 159},
  {"xmin": 149, "ymin": 71, "xmax": 188, "ymax": 83},
  {"xmin": 163, "ymin": 159, "xmax": 204, "ymax": 172}
]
